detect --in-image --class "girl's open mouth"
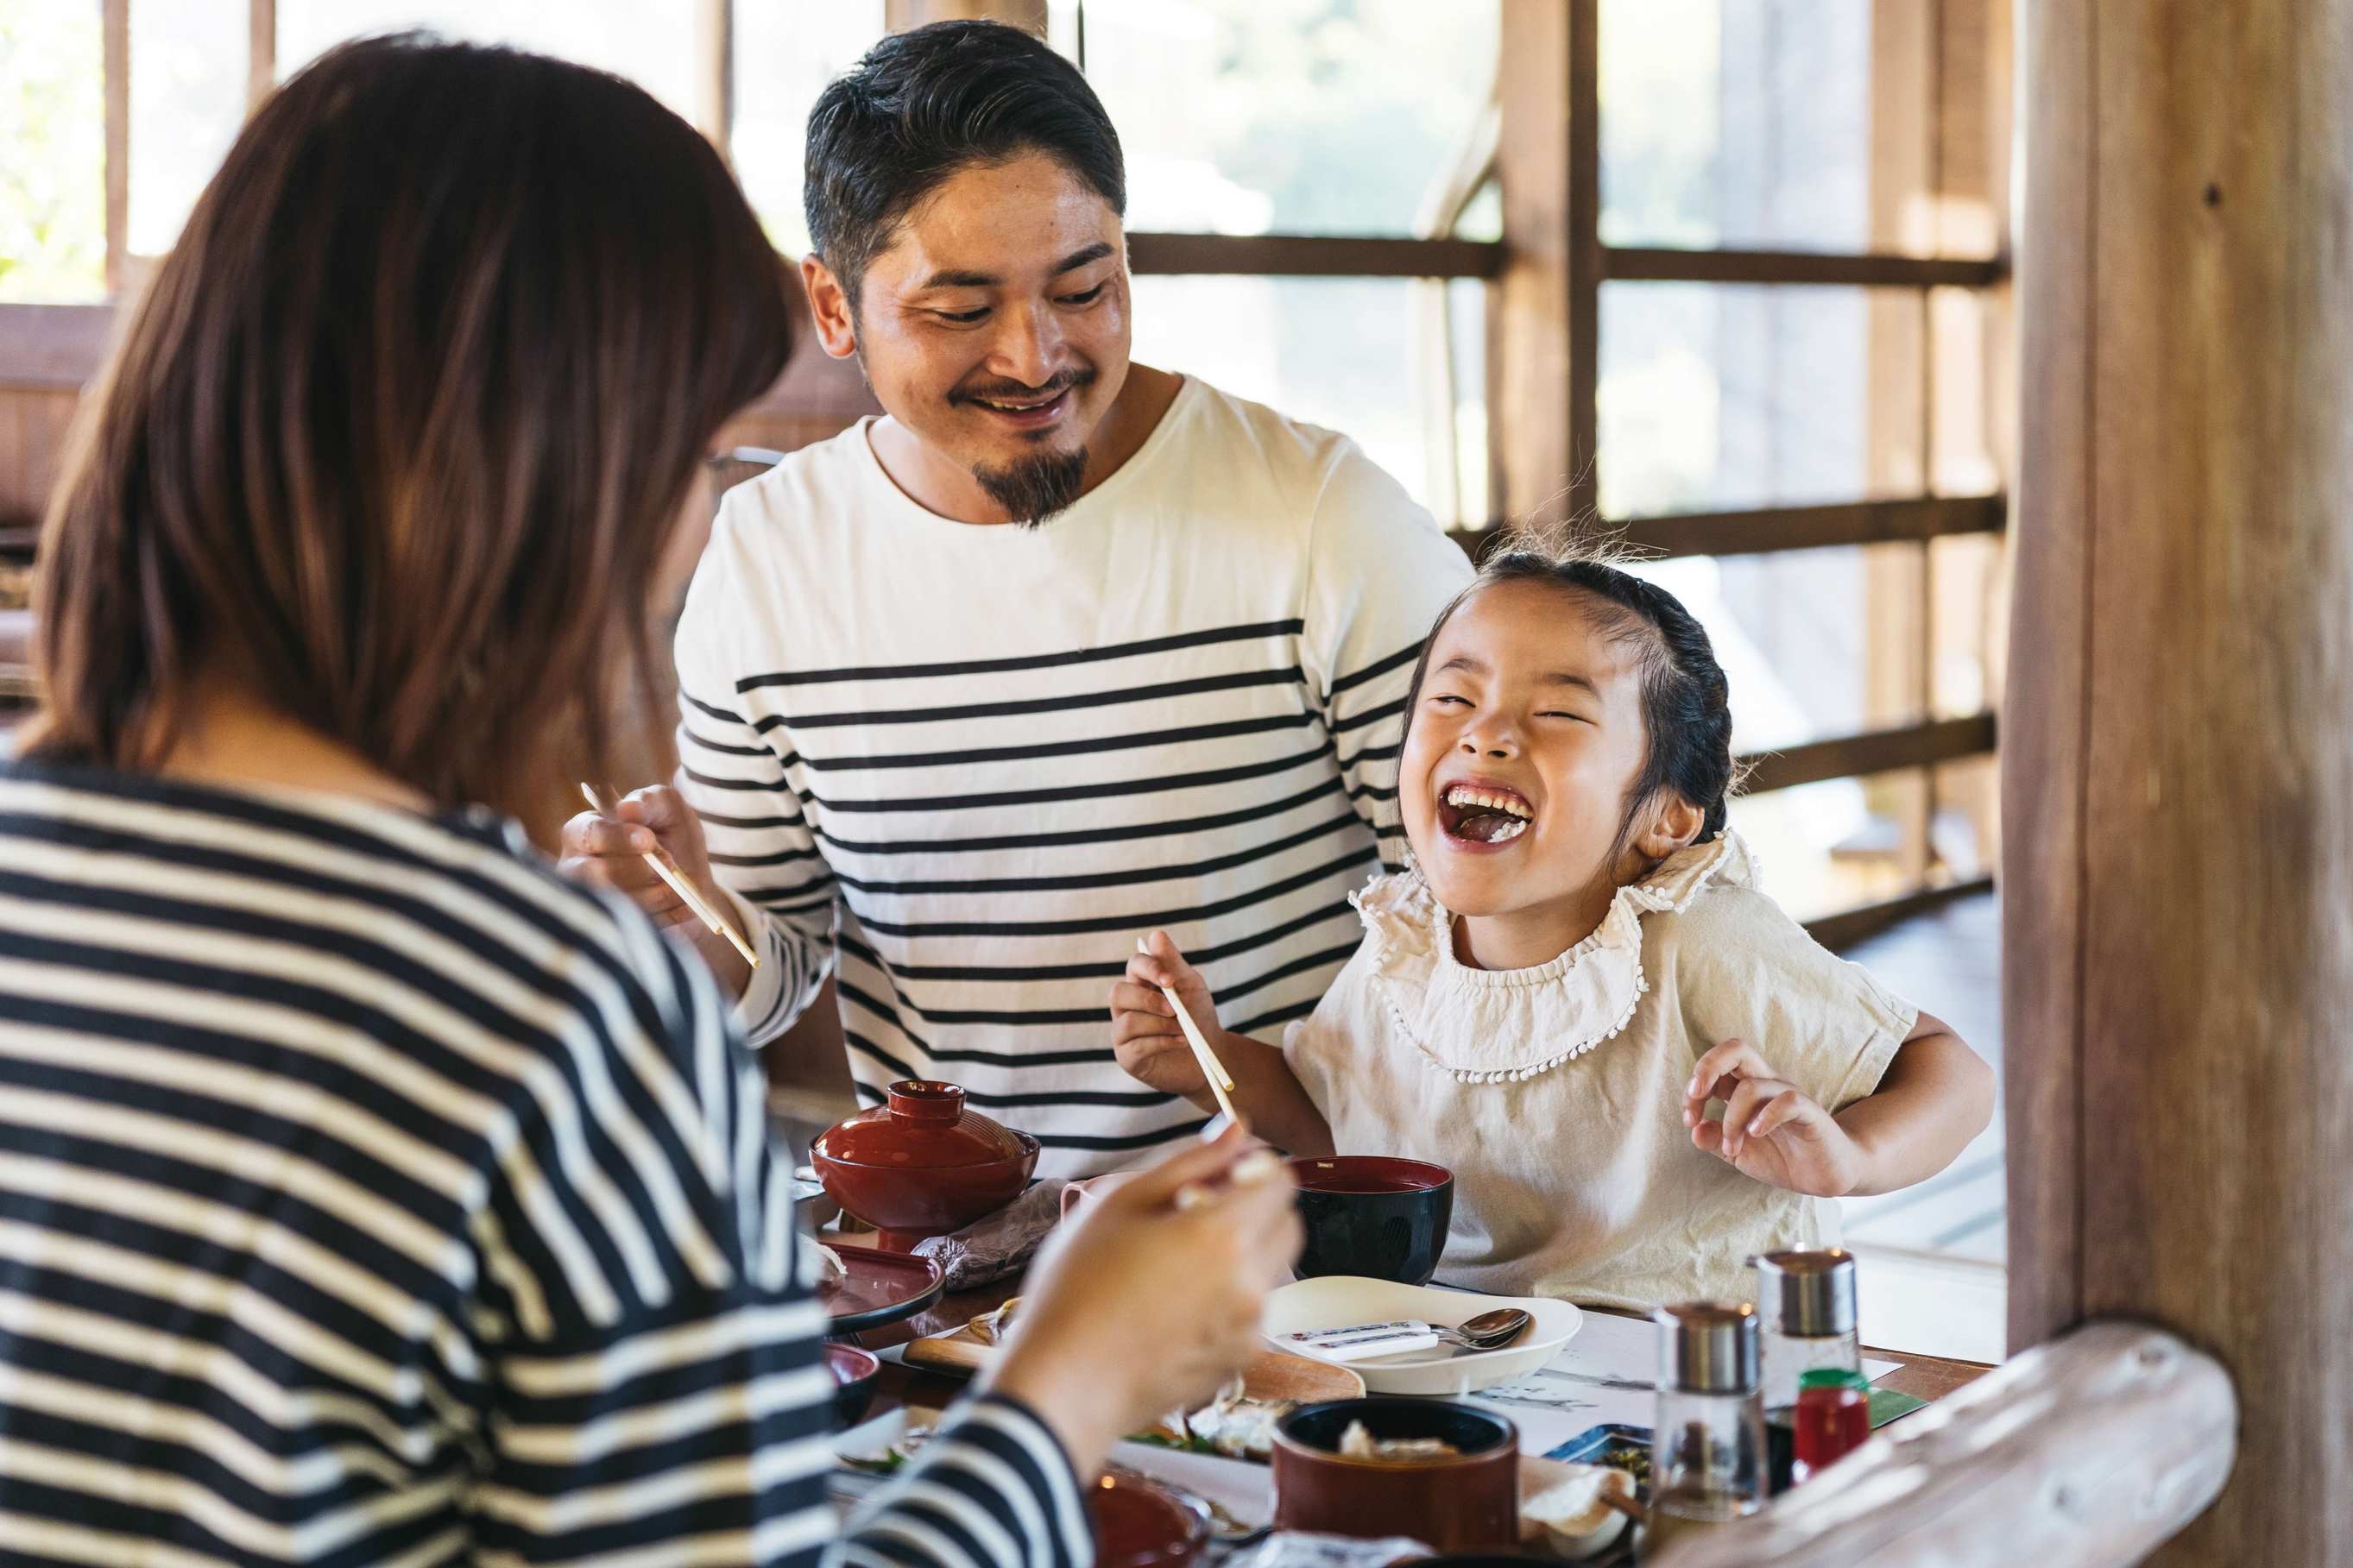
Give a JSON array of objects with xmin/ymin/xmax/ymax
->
[{"xmin": 1436, "ymin": 782, "xmax": 1535, "ymax": 846}]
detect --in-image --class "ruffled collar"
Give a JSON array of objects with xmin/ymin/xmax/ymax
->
[{"xmin": 1353, "ymin": 831, "xmax": 1758, "ymax": 1084}]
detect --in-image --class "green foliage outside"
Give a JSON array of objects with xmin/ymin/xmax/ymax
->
[{"xmin": 1, "ymin": 1, "xmax": 108, "ymax": 303}]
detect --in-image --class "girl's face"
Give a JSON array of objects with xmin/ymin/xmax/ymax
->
[{"xmin": 1400, "ymin": 581, "xmax": 1656, "ymax": 922}]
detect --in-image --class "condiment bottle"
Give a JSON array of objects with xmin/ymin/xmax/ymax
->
[
  {"xmin": 1753, "ymin": 1249, "xmax": 1859, "ymax": 1492},
  {"xmin": 1645, "ymin": 1302, "xmax": 1765, "ymax": 1559},
  {"xmin": 1790, "ymin": 1368, "xmax": 1872, "ymax": 1485}
]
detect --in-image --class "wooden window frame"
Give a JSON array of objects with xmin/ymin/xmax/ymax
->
[{"xmin": 66, "ymin": 0, "xmax": 2004, "ymax": 941}]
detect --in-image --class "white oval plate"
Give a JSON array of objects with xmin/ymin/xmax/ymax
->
[{"xmin": 1261, "ymin": 1275, "xmax": 1582, "ymax": 1396}]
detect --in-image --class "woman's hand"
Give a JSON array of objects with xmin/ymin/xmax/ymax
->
[
  {"xmin": 985, "ymin": 1128, "xmax": 1302, "ymax": 1479},
  {"xmin": 1110, "ymin": 931, "xmax": 1220, "ymax": 1106},
  {"xmin": 1682, "ymin": 1038, "xmax": 1864, "ymax": 1199},
  {"xmin": 558, "ymin": 778, "xmax": 750, "ymax": 998}
]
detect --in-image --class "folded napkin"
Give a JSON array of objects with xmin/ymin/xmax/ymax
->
[{"xmin": 912, "ymin": 1179, "xmax": 1069, "ymax": 1290}]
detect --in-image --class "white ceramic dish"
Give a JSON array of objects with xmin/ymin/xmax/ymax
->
[{"xmin": 1262, "ymin": 1276, "xmax": 1582, "ymax": 1396}]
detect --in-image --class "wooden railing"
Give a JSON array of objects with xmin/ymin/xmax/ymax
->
[{"xmin": 1653, "ymin": 1323, "xmax": 2236, "ymax": 1568}]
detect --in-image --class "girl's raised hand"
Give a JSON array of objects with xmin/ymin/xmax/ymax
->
[
  {"xmin": 1683, "ymin": 1038, "xmax": 1864, "ymax": 1199},
  {"xmin": 1111, "ymin": 930, "xmax": 1218, "ymax": 1105}
]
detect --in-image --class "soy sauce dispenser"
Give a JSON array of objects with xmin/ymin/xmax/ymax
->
[{"xmin": 1753, "ymin": 1248, "xmax": 1861, "ymax": 1492}]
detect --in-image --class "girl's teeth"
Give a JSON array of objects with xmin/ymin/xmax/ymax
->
[{"xmin": 1495, "ymin": 819, "xmax": 1526, "ymax": 842}]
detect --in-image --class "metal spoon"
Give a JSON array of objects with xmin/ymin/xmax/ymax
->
[{"xmin": 1435, "ymin": 1307, "xmax": 1533, "ymax": 1353}]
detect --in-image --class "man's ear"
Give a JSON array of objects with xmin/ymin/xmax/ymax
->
[
  {"xmin": 802, "ymin": 255, "xmax": 859, "ymax": 360},
  {"xmin": 1632, "ymin": 794, "xmax": 1706, "ymax": 861}
]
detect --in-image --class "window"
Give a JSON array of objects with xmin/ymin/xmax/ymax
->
[
  {"xmin": 1078, "ymin": 0, "xmax": 1502, "ymax": 524},
  {"xmin": 1, "ymin": 2, "xmax": 106, "ymax": 303},
  {"xmin": 1495, "ymin": 0, "xmax": 2012, "ymax": 935},
  {"xmin": 732, "ymin": 1, "xmax": 886, "ymax": 256},
  {"xmin": 1082, "ymin": 0, "xmax": 1496, "ymax": 237},
  {"xmin": 129, "ymin": 0, "xmax": 244, "ymax": 259},
  {"xmin": 278, "ymin": 3, "xmax": 702, "ymax": 118}
]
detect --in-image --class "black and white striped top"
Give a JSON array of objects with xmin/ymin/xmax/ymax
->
[
  {"xmin": 678, "ymin": 379, "xmax": 1474, "ymax": 1179},
  {"xmin": 0, "ymin": 762, "xmax": 1085, "ymax": 1567}
]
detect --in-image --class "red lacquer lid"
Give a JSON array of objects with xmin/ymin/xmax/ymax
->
[{"xmin": 814, "ymin": 1080, "xmax": 1032, "ymax": 1170}]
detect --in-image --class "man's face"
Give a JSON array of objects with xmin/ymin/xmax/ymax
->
[{"xmin": 810, "ymin": 151, "xmax": 1132, "ymax": 523}]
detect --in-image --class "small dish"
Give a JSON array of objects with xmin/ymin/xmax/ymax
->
[
  {"xmin": 1089, "ymin": 1470, "xmax": 1213, "ymax": 1568},
  {"xmin": 1262, "ymin": 1276, "xmax": 1581, "ymax": 1396},
  {"xmin": 823, "ymin": 1342, "xmax": 881, "ymax": 1428},
  {"xmin": 818, "ymin": 1242, "xmax": 947, "ymax": 1332}
]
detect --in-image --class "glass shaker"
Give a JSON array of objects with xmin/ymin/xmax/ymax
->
[
  {"xmin": 1646, "ymin": 1302, "xmax": 1765, "ymax": 1558},
  {"xmin": 1753, "ymin": 1249, "xmax": 1860, "ymax": 1492}
]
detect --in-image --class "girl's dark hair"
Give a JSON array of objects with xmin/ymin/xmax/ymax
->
[
  {"xmin": 804, "ymin": 20, "xmax": 1125, "ymax": 308},
  {"xmin": 28, "ymin": 35, "xmax": 792, "ymax": 822},
  {"xmin": 1404, "ymin": 543, "xmax": 1741, "ymax": 856}
]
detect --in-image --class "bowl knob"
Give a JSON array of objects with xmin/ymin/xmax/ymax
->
[{"xmin": 886, "ymin": 1080, "xmax": 966, "ymax": 1124}]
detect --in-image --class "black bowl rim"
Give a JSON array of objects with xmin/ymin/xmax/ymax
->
[
  {"xmin": 1272, "ymin": 1396, "xmax": 1518, "ymax": 1469},
  {"xmin": 1287, "ymin": 1155, "xmax": 1454, "ymax": 1195}
]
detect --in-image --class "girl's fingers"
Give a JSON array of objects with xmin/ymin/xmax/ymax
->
[
  {"xmin": 1690, "ymin": 1118, "xmax": 1727, "ymax": 1159},
  {"xmin": 1744, "ymin": 1089, "xmax": 1816, "ymax": 1145},
  {"xmin": 1686, "ymin": 1039, "xmax": 1776, "ymax": 1104},
  {"xmin": 1720, "ymin": 1077, "xmax": 1794, "ymax": 1160}
]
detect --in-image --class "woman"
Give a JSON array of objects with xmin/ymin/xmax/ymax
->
[{"xmin": 2, "ymin": 36, "xmax": 1297, "ymax": 1566}]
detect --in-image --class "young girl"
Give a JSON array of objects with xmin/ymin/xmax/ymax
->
[{"xmin": 1112, "ymin": 544, "xmax": 1994, "ymax": 1308}]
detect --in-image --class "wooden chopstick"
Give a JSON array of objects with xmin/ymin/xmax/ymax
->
[
  {"xmin": 1138, "ymin": 937, "xmax": 1241, "ymax": 1129},
  {"xmin": 580, "ymin": 784, "xmax": 760, "ymax": 969}
]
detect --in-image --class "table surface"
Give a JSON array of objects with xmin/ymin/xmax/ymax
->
[{"xmin": 850, "ymin": 1267, "xmax": 1992, "ymax": 1415}]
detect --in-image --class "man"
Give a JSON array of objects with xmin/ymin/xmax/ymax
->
[{"xmin": 566, "ymin": 20, "xmax": 1473, "ymax": 1180}]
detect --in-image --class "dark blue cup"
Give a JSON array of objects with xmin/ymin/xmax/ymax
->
[{"xmin": 1288, "ymin": 1156, "xmax": 1455, "ymax": 1286}]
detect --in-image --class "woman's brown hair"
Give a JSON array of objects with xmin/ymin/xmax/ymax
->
[{"xmin": 27, "ymin": 35, "xmax": 792, "ymax": 820}]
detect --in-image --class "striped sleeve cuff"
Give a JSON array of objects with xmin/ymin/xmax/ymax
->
[
  {"xmin": 833, "ymin": 1393, "xmax": 1094, "ymax": 1568},
  {"xmin": 722, "ymin": 881, "xmax": 792, "ymax": 1044}
]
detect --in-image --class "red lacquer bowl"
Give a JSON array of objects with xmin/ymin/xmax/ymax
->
[
  {"xmin": 1088, "ymin": 1472, "xmax": 1212, "ymax": 1568},
  {"xmin": 811, "ymin": 1080, "xmax": 1040, "ymax": 1250}
]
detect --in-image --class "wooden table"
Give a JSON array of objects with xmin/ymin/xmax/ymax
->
[{"xmin": 852, "ymin": 1268, "xmax": 1990, "ymax": 1415}]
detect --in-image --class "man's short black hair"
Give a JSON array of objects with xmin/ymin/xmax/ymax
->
[{"xmin": 804, "ymin": 21, "xmax": 1126, "ymax": 309}]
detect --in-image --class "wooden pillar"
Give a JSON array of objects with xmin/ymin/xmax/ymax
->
[
  {"xmin": 103, "ymin": 0, "xmax": 128, "ymax": 295},
  {"xmin": 695, "ymin": 0, "xmax": 733, "ymax": 161},
  {"xmin": 2006, "ymin": 2, "xmax": 2353, "ymax": 1561},
  {"xmin": 1492, "ymin": 0, "xmax": 1595, "ymax": 532},
  {"xmin": 247, "ymin": 0, "xmax": 275, "ymax": 112}
]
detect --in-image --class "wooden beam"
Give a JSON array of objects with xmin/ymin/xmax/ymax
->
[
  {"xmin": 1738, "ymin": 714, "xmax": 1996, "ymax": 797},
  {"xmin": 1651, "ymin": 1323, "xmax": 2235, "ymax": 1568},
  {"xmin": 247, "ymin": 0, "xmax": 275, "ymax": 111},
  {"xmin": 1608, "ymin": 494, "xmax": 2005, "ymax": 559},
  {"xmin": 1124, "ymin": 232, "xmax": 1500, "ymax": 280},
  {"xmin": 1601, "ymin": 247, "xmax": 2005, "ymax": 288},
  {"xmin": 2007, "ymin": 1, "xmax": 2353, "ymax": 1560},
  {"xmin": 1805, "ymin": 876, "xmax": 1994, "ymax": 954},
  {"xmin": 0, "ymin": 306, "xmax": 117, "ymax": 391},
  {"xmin": 103, "ymin": 0, "xmax": 127, "ymax": 295}
]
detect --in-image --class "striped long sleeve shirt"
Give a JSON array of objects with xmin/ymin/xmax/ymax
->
[
  {"xmin": 677, "ymin": 379, "xmax": 1475, "ymax": 1179},
  {"xmin": 0, "ymin": 762, "xmax": 1086, "ymax": 1567}
]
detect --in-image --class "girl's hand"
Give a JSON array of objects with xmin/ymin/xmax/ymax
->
[
  {"xmin": 1111, "ymin": 931, "xmax": 1218, "ymax": 1105},
  {"xmin": 1682, "ymin": 1038, "xmax": 1864, "ymax": 1199}
]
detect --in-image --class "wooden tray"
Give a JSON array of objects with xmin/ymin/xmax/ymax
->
[{"xmin": 904, "ymin": 1307, "xmax": 1366, "ymax": 1403}]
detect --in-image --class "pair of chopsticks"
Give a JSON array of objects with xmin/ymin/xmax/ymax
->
[
  {"xmin": 1137, "ymin": 937, "xmax": 1241, "ymax": 1130},
  {"xmin": 580, "ymin": 783, "xmax": 760, "ymax": 969}
]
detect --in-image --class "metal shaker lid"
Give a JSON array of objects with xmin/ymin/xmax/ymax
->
[
  {"xmin": 1751, "ymin": 1248, "xmax": 1858, "ymax": 1338},
  {"xmin": 1653, "ymin": 1301, "xmax": 1761, "ymax": 1394}
]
